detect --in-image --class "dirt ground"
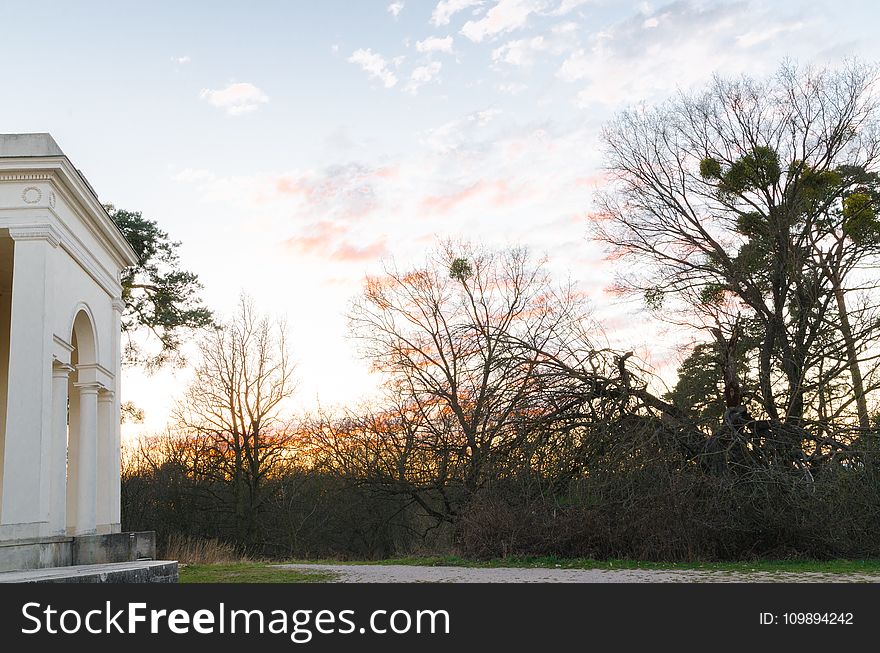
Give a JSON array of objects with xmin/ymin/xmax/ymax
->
[{"xmin": 277, "ymin": 563, "xmax": 880, "ymax": 583}]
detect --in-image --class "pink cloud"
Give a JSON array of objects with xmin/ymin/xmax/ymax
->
[
  {"xmin": 272, "ymin": 164, "xmax": 382, "ymax": 219},
  {"xmin": 420, "ymin": 178, "xmax": 530, "ymax": 213},
  {"xmin": 333, "ymin": 239, "xmax": 389, "ymax": 262},
  {"xmin": 282, "ymin": 220, "xmax": 346, "ymax": 253},
  {"xmin": 275, "ymin": 175, "xmax": 311, "ymax": 197},
  {"xmin": 574, "ymin": 171, "xmax": 612, "ymax": 188},
  {"xmin": 283, "ymin": 221, "xmax": 387, "ymax": 262},
  {"xmin": 375, "ymin": 165, "xmax": 399, "ymax": 179},
  {"xmin": 489, "ymin": 179, "xmax": 531, "ymax": 207},
  {"xmin": 421, "ymin": 181, "xmax": 489, "ymax": 213}
]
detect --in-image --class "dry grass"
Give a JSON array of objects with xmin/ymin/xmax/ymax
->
[{"xmin": 163, "ymin": 535, "xmax": 248, "ymax": 564}]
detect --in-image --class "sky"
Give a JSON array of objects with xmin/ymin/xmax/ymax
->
[{"xmin": 2, "ymin": 0, "xmax": 879, "ymax": 437}]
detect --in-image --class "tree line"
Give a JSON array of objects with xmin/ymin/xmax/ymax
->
[{"xmin": 121, "ymin": 61, "xmax": 880, "ymax": 561}]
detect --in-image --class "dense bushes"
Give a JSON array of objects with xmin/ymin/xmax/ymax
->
[
  {"xmin": 122, "ymin": 436, "xmax": 880, "ymax": 562},
  {"xmin": 454, "ymin": 464, "xmax": 880, "ymax": 561},
  {"xmin": 122, "ymin": 457, "xmax": 435, "ymax": 560}
]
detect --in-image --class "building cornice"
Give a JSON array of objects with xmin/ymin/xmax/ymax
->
[
  {"xmin": 6, "ymin": 224, "xmax": 62, "ymax": 248},
  {"xmin": 0, "ymin": 157, "xmax": 138, "ymax": 268},
  {"xmin": 75, "ymin": 362, "xmax": 115, "ymax": 387},
  {"xmin": 1, "ymin": 217, "xmax": 122, "ymax": 298}
]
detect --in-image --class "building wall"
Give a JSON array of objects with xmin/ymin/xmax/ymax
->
[
  {"xmin": 0, "ymin": 173, "xmax": 128, "ymax": 539},
  {"xmin": 0, "ymin": 178, "xmax": 119, "ymax": 374}
]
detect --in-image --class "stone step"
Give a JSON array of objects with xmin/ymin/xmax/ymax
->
[{"xmin": 0, "ymin": 560, "xmax": 178, "ymax": 583}]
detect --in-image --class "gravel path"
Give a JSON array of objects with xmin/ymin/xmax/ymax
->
[{"xmin": 277, "ymin": 563, "xmax": 880, "ymax": 583}]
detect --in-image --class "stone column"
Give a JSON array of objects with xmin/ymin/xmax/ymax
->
[
  {"xmin": 0, "ymin": 228, "xmax": 56, "ymax": 536},
  {"xmin": 66, "ymin": 377, "xmax": 80, "ymax": 534},
  {"xmin": 73, "ymin": 382, "xmax": 100, "ymax": 535},
  {"xmin": 0, "ymin": 269, "xmax": 11, "ymax": 517},
  {"xmin": 110, "ymin": 298, "xmax": 125, "ymax": 532},
  {"xmin": 49, "ymin": 362, "xmax": 74, "ymax": 536},
  {"xmin": 96, "ymin": 389, "xmax": 115, "ymax": 533}
]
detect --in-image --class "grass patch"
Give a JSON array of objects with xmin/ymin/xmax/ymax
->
[
  {"xmin": 289, "ymin": 555, "xmax": 880, "ymax": 574},
  {"xmin": 179, "ymin": 557, "xmax": 880, "ymax": 581},
  {"xmin": 164, "ymin": 535, "xmax": 246, "ymax": 565},
  {"xmin": 179, "ymin": 563, "xmax": 336, "ymax": 584}
]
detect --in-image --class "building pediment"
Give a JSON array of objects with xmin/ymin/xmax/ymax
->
[{"xmin": 0, "ymin": 134, "xmax": 138, "ymax": 271}]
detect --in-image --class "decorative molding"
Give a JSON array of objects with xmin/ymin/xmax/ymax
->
[
  {"xmin": 76, "ymin": 362, "xmax": 115, "ymax": 380},
  {"xmin": 52, "ymin": 361, "xmax": 76, "ymax": 377},
  {"xmin": 53, "ymin": 335, "xmax": 75, "ymax": 353},
  {"xmin": 0, "ymin": 173, "xmax": 52, "ymax": 181},
  {"xmin": 97, "ymin": 388, "xmax": 115, "ymax": 402},
  {"xmin": 7, "ymin": 224, "xmax": 61, "ymax": 248},
  {"xmin": 3, "ymin": 218, "xmax": 124, "ymax": 298},
  {"xmin": 0, "ymin": 159, "xmax": 137, "ymax": 268},
  {"xmin": 21, "ymin": 186, "xmax": 42, "ymax": 204},
  {"xmin": 52, "ymin": 158, "xmax": 139, "ymax": 268},
  {"xmin": 73, "ymin": 382, "xmax": 103, "ymax": 395},
  {"xmin": 48, "ymin": 191, "xmax": 56, "ymax": 209},
  {"xmin": 56, "ymin": 226, "xmax": 124, "ymax": 298},
  {"xmin": 111, "ymin": 298, "xmax": 126, "ymax": 313}
]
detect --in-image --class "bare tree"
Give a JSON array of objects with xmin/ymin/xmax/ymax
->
[
  {"xmin": 596, "ymin": 61, "xmax": 880, "ymax": 445},
  {"xmin": 174, "ymin": 294, "xmax": 296, "ymax": 544},
  {"xmin": 347, "ymin": 241, "xmax": 589, "ymax": 522}
]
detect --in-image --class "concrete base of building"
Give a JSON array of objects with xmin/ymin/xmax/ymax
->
[
  {"xmin": 0, "ymin": 531, "xmax": 159, "ymax": 572},
  {"xmin": 0, "ymin": 560, "xmax": 179, "ymax": 583}
]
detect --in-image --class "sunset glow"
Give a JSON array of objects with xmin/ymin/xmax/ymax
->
[{"xmin": 2, "ymin": 0, "xmax": 879, "ymax": 436}]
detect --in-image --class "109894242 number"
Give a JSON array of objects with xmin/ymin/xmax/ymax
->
[{"xmin": 782, "ymin": 613, "xmax": 854, "ymax": 625}]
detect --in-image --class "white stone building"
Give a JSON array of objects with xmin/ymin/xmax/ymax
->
[{"xmin": 0, "ymin": 134, "xmax": 151, "ymax": 572}]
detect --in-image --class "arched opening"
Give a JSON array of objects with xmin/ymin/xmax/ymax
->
[{"xmin": 66, "ymin": 308, "xmax": 99, "ymax": 535}]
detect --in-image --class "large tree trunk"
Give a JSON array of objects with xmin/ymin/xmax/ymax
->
[
  {"xmin": 830, "ymin": 270, "xmax": 870, "ymax": 430},
  {"xmin": 759, "ymin": 321, "xmax": 780, "ymax": 421},
  {"xmin": 782, "ymin": 353, "xmax": 805, "ymax": 425}
]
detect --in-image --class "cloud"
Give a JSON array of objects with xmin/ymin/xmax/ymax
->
[
  {"xmin": 348, "ymin": 48, "xmax": 398, "ymax": 88},
  {"xmin": 387, "ymin": 1, "xmax": 405, "ymax": 18},
  {"xmin": 283, "ymin": 221, "xmax": 388, "ymax": 262},
  {"xmin": 177, "ymin": 162, "xmax": 388, "ymax": 221},
  {"xmin": 199, "ymin": 82, "xmax": 269, "ymax": 116},
  {"xmin": 406, "ymin": 61, "xmax": 443, "ymax": 94},
  {"xmin": 557, "ymin": 48, "xmax": 592, "ymax": 83},
  {"xmin": 284, "ymin": 220, "xmax": 346, "ymax": 253},
  {"xmin": 553, "ymin": 2, "xmax": 814, "ymax": 107},
  {"xmin": 474, "ymin": 108, "xmax": 502, "ymax": 125},
  {"xmin": 492, "ymin": 36, "xmax": 546, "ymax": 66},
  {"xmin": 332, "ymin": 239, "xmax": 389, "ymax": 262},
  {"xmin": 552, "ymin": 0, "xmax": 590, "ymax": 14},
  {"xmin": 275, "ymin": 163, "xmax": 383, "ymax": 219},
  {"xmin": 420, "ymin": 179, "xmax": 525, "ymax": 213},
  {"xmin": 492, "ymin": 22, "xmax": 578, "ymax": 66},
  {"xmin": 173, "ymin": 116, "xmax": 607, "ymax": 308},
  {"xmin": 432, "ymin": 0, "xmax": 484, "ymax": 26},
  {"xmin": 173, "ymin": 55, "xmax": 191, "ymax": 64},
  {"xmin": 736, "ymin": 20, "xmax": 805, "ymax": 48},
  {"xmin": 461, "ymin": 0, "xmax": 546, "ymax": 42},
  {"xmin": 496, "ymin": 82, "xmax": 528, "ymax": 94},
  {"xmin": 422, "ymin": 107, "xmax": 502, "ymax": 152},
  {"xmin": 416, "ymin": 36, "xmax": 455, "ymax": 54},
  {"xmin": 492, "ymin": 36, "xmax": 547, "ymax": 66}
]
